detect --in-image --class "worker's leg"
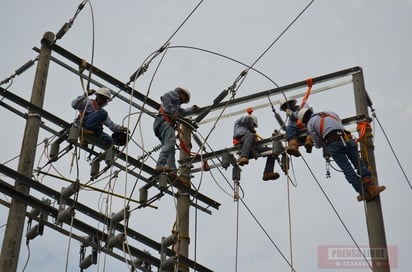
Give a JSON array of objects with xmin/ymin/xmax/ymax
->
[{"xmin": 327, "ymin": 141, "xmax": 362, "ymax": 194}]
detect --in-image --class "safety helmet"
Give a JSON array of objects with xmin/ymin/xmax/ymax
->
[
  {"xmin": 176, "ymin": 87, "xmax": 191, "ymax": 103},
  {"xmin": 298, "ymin": 107, "xmax": 313, "ymax": 124},
  {"xmin": 251, "ymin": 115, "xmax": 258, "ymax": 127},
  {"xmin": 95, "ymin": 87, "xmax": 112, "ymax": 99},
  {"xmin": 279, "ymin": 98, "xmax": 297, "ymax": 111}
]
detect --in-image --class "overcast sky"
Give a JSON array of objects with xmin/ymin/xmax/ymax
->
[{"xmin": 1, "ymin": 1, "xmax": 411, "ymax": 271}]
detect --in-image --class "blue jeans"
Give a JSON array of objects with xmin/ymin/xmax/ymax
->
[
  {"xmin": 286, "ymin": 123, "xmax": 299, "ymax": 141},
  {"xmin": 327, "ymin": 139, "xmax": 370, "ymax": 194},
  {"xmin": 153, "ymin": 116, "xmax": 177, "ymax": 172},
  {"xmin": 239, "ymin": 132, "xmax": 275, "ymax": 174},
  {"xmin": 83, "ymin": 109, "xmax": 113, "ymax": 145}
]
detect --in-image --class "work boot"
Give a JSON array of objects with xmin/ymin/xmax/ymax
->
[
  {"xmin": 304, "ymin": 135, "xmax": 313, "ymax": 153},
  {"xmin": 238, "ymin": 156, "xmax": 249, "ymax": 166},
  {"xmin": 285, "ymin": 138, "xmax": 301, "ymax": 157},
  {"xmin": 262, "ymin": 172, "xmax": 280, "ymax": 181},
  {"xmin": 79, "ymin": 128, "xmax": 94, "ymax": 147},
  {"xmin": 357, "ymin": 176, "xmax": 386, "ymax": 202}
]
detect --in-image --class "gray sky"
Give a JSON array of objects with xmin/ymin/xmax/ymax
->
[{"xmin": 1, "ymin": 1, "xmax": 411, "ymax": 271}]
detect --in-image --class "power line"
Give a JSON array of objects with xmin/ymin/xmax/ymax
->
[
  {"xmin": 372, "ymin": 111, "xmax": 411, "ymax": 190},
  {"xmin": 300, "ymin": 155, "xmax": 373, "ymax": 270}
]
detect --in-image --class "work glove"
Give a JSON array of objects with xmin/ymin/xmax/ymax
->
[{"xmin": 285, "ymin": 108, "xmax": 293, "ymax": 117}]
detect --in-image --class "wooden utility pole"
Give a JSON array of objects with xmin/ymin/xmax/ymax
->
[
  {"xmin": 0, "ymin": 32, "xmax": 54, "ymax": 272},
  {"xmin": 175, "ymin": 123, "xmax": 192, "ymax": 272},
  {"xmin": 353, "ymin": 70, "xmax": 390, "ymax": 272}
]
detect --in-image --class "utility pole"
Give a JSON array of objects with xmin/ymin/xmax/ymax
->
[
  {"xmin": 0, "ymin": 32, "xmax": 54, "ymax": 272},
  {"xmin": 353, "ymin": 70, "xmax": 390, "ymax": 272},
  {"xmin": 175, "ymin": 122, "xmax": 192, "ymax": 272}
]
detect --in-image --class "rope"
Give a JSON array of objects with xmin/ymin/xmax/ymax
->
[{"xmin": 300, "ymin": 77, "xmax": 313, "ymax": 108}]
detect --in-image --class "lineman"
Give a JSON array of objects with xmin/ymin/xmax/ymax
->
[
  {"xmin": 153, "ymin": 87, "xmax": 199, "ymax": 174},
  {"xmin": 72, "ymin": 87, "xmax": 127, "ymax": 146},
  {"xmin": 233, "ymin": 110, "xmax": 280, "ymax": 181},
  {"xmin": 298, "ymin": 107, "xmax": 385, "ymax": 201},
  {"xmin": 279, "ymin": 98, "xmax": 313, "ymax": 157}
]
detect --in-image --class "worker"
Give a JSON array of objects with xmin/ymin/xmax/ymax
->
[
  {"xmin": 279, "ymin": 98, "xmax": 313, "ymax": 157},
  {"xmin": 298, "ymin": 107, "xmax": 385, "ymax": 201},
  {"xmin": 233, "ymin": 112, "xmax": 280, "ymax": 181},
  {"xmin": 72, "ymin": 87, "xmax": 127, "ymax": 146},
  {"xmin": 153, "ymin": 87, "xmax": 199, "ymax": 173}
]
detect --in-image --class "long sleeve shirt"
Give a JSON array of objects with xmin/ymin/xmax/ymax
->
[
  {"xmin": 71, "ymin": 95, "xmax": 121, "ymax": 132},
  {"xmin": 306, "ymin": 111, "xmax": 345, "ymax": 148},
  {"xmin": 160, "ymin": 90, "xmax": 196, "ymax": 115},
  {"xmin": 233, "ymin": 115, "xmax": 256, "ymax": 138}
]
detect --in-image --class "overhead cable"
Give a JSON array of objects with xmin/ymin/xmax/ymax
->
[
  {"xmin": 55, "ymin": 0, "xmax": 88, "ymax": 41},
  {"xmin": 0, "ymin": 58, "xmax": 38, "ymax": 86},
  {"xmin": 300, "ymin": 155, "xmax": 373, "ymax": 270},
  {"xmin": 127, "ymin": 0, "xmax": 205, "ymax": 85},
  {"xmin": 236, "ymin": 0, "xmax": 316, "ymax": 92}
]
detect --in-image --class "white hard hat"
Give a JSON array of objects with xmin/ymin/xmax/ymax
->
[
  {"xmin": 95, "ymin": 87, "xmax": 112, "ymax": 99},
  {"xmin": 176, "ymin": 87, "xmax": 191, "ymax": 103},
  {"xmin": 251, "ymin": 115, "xmax": 258, "ymax": 127},
  {"xmin": 279, "ymin": 98, "xmax": 297, "ymax": 111},
  {"xmin": 298, "ymin": 107, "xmax": 313, "ymax": 124}
]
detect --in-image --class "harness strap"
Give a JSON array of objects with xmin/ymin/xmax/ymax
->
[
  {"xmin": 159, "ymin": 105, "xmax": 173, "ymax": 124},
  {"xmin": 297, "ymin": 78, "xmax": 313, "ymax": 129},
  {"xmin": 319, "ymin": 112, "xmax": 338, "ymax": 136},
  {"xmin": 79, "ymin": 99, "xmax": 99, "ymax": 116},
  {"xmin": 300, "ymin": 77, "xmax": 313, "ymax": 108}
]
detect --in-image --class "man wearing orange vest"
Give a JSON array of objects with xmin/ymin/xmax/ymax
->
[
  {"xmin": 298, "ymin": 107, "xmax": 385, "ymax": 201},
  {"xmin": 72, "ymin": 87, "xmax": 127, "ymax": 145},
  {"xmin": 153, "ymin": 87, "xmax": 198, "ymax": 173}
]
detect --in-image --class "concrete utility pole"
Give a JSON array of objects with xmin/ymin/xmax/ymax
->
[
  {"xmin": 0, "ymin": 32, "xmax": 54, "ymax": 272},
  {"xmin": 175, "ymin": 123, "xmax": 192, "ymax": 272},
  {"xmin": 353, "ymin": 70, "xmax": 390, "ymax": 272}
]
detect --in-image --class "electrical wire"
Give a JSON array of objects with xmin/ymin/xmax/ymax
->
[
  {"xmin": 239, "ymin": 196, "xmax": 296, "ymax": 271},
  {"xmin": 21, "ymin": 242, "xmax": 31, "ymax": 272},
  {"xmin": 231, "ymin": 0, "xmax": 316, "ymax": 94},
  {"xmin": 286, "ymin": 173, "xmax": 294, "ymax": 271},
  {"xmin": 162, "ymin": 0, "xmax": 205, "ymax": 49},
  {"xmin": 300, "ymin": 154, "xmax": 373, "ymax": 270},
  {"xmin": 64, "ymin": 215, "xmax": 76, "ymax": 272},
  {"xmin": 168, "ymin": 45, "xmax": 280, "ymax": 88},
  {"xmin": 372, "ymin": 111, "xmax": 411, "ymax": 190},
  {"xmin": 234, "ymin": 200, "xmax": 240, "ymax": 272}
]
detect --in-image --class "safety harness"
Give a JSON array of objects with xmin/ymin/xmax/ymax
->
[
  {"xmin": 318, "ymin": 112, "xmax": 338, "ymax": 136},
  {"xmin": 78, "ymin": 99, "xmax": 99, "ymax": 124},
  {"xmin": 297, "ymin": 78, "xmax": 313, "ymax": 129},
  {"xmin": 159, "ymin": 105, "xmax": 173, "ymax": 125}
]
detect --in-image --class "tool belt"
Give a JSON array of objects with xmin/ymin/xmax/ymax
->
[{"xmin": 324, "ymin": 129, "xmax": 350, "ymax": 145}]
